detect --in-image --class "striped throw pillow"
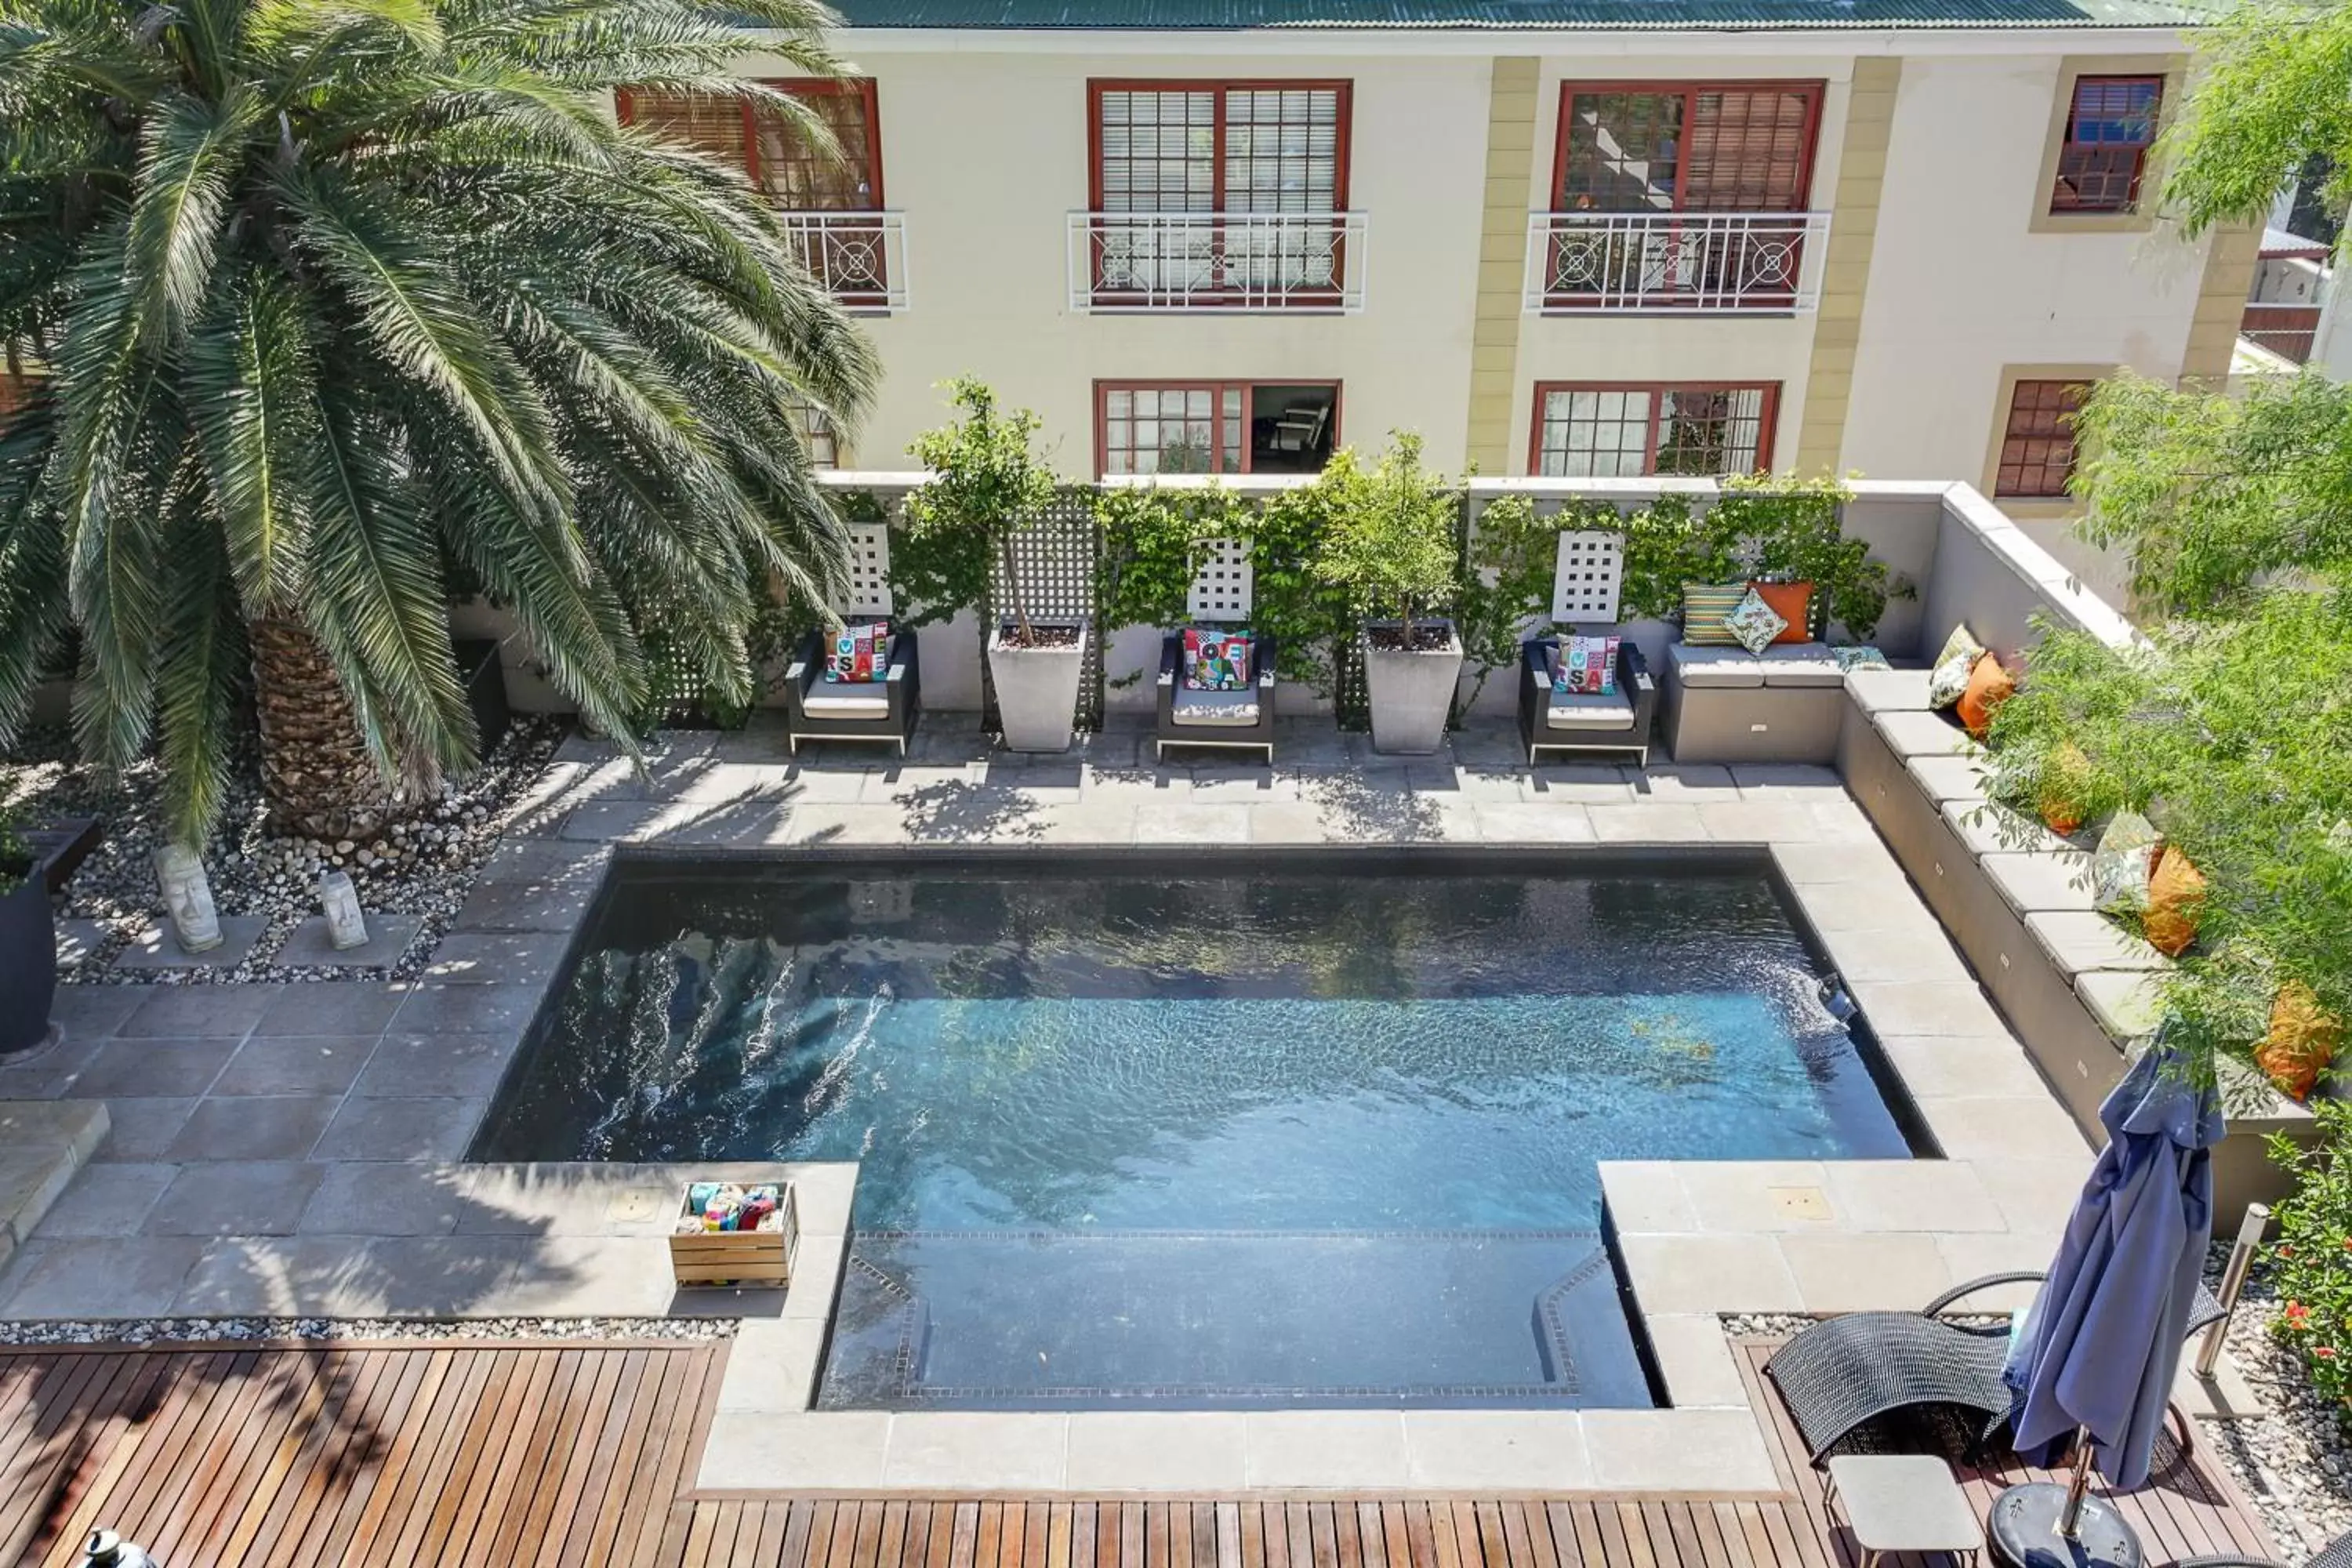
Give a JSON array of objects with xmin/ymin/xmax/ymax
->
[{"xmin": 1680, "ymin": 583, "xmax": 1750, "ymax": 647}]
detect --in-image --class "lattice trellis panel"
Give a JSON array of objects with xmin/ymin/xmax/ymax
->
[
  {"xmin": 1186, "ymin": 538, "xmax": 1254, "ymax": 622},
  {"xmin": 841, "ymin": 522, "xmax": 894, "ymax": 619},
  {"xmin": 982, "ymin": 494, "xmax": 1104, "ymax": 734},
  {"xmin": 1551, "ymin": 531, "xmax": 1624, "ymax": 623}
]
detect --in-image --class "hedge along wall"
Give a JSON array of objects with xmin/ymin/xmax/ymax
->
[{"xmin": 422, "ymin": 476, "xmax": 1957, "ymax": 728}]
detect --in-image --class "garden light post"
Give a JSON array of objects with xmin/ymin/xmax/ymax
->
[{"xmin": 2194, "ymin": 1203, "xmax": 2269, "ymax": 1380}]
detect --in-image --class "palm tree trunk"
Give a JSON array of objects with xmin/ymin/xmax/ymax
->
[{"xmin": 249, "ymin": 616, "xmax": 413, "ymax": 840}]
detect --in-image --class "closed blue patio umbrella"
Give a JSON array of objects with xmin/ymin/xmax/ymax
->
[{"xmin": 1988, "ymin": 1029, "xmax": 2224, "ymax": 1568}]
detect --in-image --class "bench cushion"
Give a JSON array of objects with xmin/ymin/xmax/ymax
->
[
  {"xmin": 1171, "ymin": 688, "xmax": 1261, "ymax": 727},
  {"xmin": 802, "ymin": 691, "xmax": 891, "ymax": 718},
  {"xmin": 1755, "ymin": 645, "xmax": 1846, "ymax": 688},
  {"xmin": 1547, "ymin": 693, "xmax": 1635, "ymax": 731}
]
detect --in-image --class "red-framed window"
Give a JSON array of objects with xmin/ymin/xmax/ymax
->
[
  {"xmin": 797, "ymin": 404, "xmax": 840, "ymax": 470},
  {"xmin": 1994, "ymin": 379, "xmax": 2090, "ymax": 499},
  {"xmin": 618, "ymin": 80, "xmax": 889, "ymax": 302},
  {"xmin": 2050, "ymin": 75, "xmax": 2161, "ymax": 214},
  {"xmin": 1552, "ymin": 82, "xmax": 1823, "ymax": 213},
  {"xmin": 1092, "ymin": 81, "xmax": 1351, "ymax": 216},
  {"xmin": 1084, "ymin": 82, "xmax": 1355, "ymax": 307},
  {"xmin": 1095, "ymin": 381, "xmax": 1341, "ymax": 477},
  {"xmin": 1530, "ymin": 383, "xmax": 1778, "ymax": 477}
]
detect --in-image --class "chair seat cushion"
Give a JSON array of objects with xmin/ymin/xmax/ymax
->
[
  {"xmin": 1546, "ymin": 692, "xmax": 1635, "ymax": 731},
  {"xmin": 1172, "ymin": 688, "xmax": 1261, "ymax": 727},
  {"xmin": 803, "ymin": 691, "xmax": 891, "ymax": 718}
]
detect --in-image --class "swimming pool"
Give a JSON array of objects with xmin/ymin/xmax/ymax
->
[{"xmin": 474, "ymin": 851, "xmax": 1917, "ymax": 1410}]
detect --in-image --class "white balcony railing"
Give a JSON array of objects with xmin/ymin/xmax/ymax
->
[
  {"xmin": 1523, "ymin": 211, "xmax": 1832, "ymax": 315},
  {"xmin": 1068, "ymin": 211, "xmax": 1368, "ymax": 313},
  {"xmin": 780, "ymin": 211, "xmax": 908, "ymax": 312}
]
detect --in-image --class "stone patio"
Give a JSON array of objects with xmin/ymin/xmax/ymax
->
[{"xmin": 0, "ymin": 712, "xmax": 2178, "ymax": 1493}]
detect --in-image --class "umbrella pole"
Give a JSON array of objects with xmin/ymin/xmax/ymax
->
[{"xmin": 2060, "ymin": 1428, "xmax": 2096, "ymax": 1537}]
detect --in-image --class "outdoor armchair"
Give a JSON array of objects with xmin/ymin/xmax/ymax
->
[{"xmin": 784, "ymin": 628, "xmax": 921, "ymax": 756}]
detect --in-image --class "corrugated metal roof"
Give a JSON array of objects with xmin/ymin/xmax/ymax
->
[{"xmin": 830, "ymin": 0, "xmax": 2210, "ymax": 27}]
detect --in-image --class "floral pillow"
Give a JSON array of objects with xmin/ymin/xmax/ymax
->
[
  {"xmin": 1832, "ymin": 645, "xmax": 1891, "ymax": 672},
  {"xmin": 1926, "ymin": 623, "xmax": 1987, "ymax": 710},
  {"xmin": 1182, "ymin": 629, "xmax": 1253, "ymax": 691},
  {"xmin": 1723, "ymin": 589, "xmax": 1789, "ymax": 655},
  {"xmin": 1553, "ymin": 634, "xmax": 1621, "ymax": 696},
  {"xmin": 824, "ymin": 620, "xmax": 891, "ymax": 683}
]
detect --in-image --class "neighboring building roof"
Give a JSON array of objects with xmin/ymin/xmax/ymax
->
[
  {"xmin": 2261, "ymin": 225, "xmax": 2332, "ymax": 260},
  {"xmin": 830, "ymin": 0, "xmax": 2209, "ymax": 28}
]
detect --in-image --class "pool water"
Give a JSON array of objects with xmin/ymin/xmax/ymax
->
[{"xmin": 474, "ymin": 854, "xmax": 1915, "ymax": 1409}]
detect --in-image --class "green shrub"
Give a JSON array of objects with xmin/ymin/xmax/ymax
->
[
  {"xmin": 1312, "ymin": 437, "xmax": 1462, "ymax": 643},
  {"xmin": 899, "ymin": 379, "xmax": 1061, "ymax": 637}
]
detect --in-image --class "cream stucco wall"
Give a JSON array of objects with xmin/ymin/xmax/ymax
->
[
  {"xmin": 1841, "ymin": 53, "xmax": 2210, "ymax": 481},
  {"xmin": 739, "ymin": 45, "xmax": 1494, "ymax": 477},
  {"xmin": 729, "ymin": 29, "xmax": 2214, "ymax": 488}
]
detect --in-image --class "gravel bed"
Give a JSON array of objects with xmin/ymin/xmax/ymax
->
[
  {"xmin": 1726, "ymin": 1247, "xmax": 2352, "ymax": 1558},
  {"xmin": 0, "ymin": 1316, "xmax": 736, "ymax": 1345},
  {"xmin": 2, "ymin": 717, "xmax": 564, "ymax": 984}
]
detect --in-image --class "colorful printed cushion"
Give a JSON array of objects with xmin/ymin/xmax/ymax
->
[
  {"xmin": 1747, "ymin": 580, "xmax": 1816, "ymax": 644},
  {"xmin": 1679, "ymin": 583, "xmax": 1749, "ymax": 647},
  {"xmin": 1723, "ymin": 589, "xmax": 1790, "ymax": 655},
  {"xmin": 824, "ymin": 619, "xmax": 891, "ymax": 683},
  {"xmin": 1831, "ymin": 645, "xmax": 1891, "ymax": 672},
  {"xmin": 2143, "ymin": 843, "xmax": 2206, "ymax": 956},
  {"xmin": 1958, "ymin": 653, "xmax": 2016, "ymax": 740},
  {"xmin": 1182, "ymin": 628, "xmax": 1253, "ymax": 691},
  {"xmin": 1926, "ymin": 623, "xmax": 1987, "ymax": 710},
  {"xmin": 1553, "ymin": 634, "xmax": 1621, "ymax": 697},
  {"xmin": 2258, "ymin": 982, "xmax": 2339, "ymax": 1102}
]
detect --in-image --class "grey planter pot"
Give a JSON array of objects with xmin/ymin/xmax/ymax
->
[
  {"xmin": 988, "ymin": 618, "xmax": 1088, "ymax": 753},
  {"xmin": 0, "ymin": 873, "xmax": 57, "ymax": 1057},
  {"xmin": 1362, "ymin": 620, "xmax": 1463, "ymax": 755}
]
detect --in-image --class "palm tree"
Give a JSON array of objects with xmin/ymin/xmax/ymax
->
[{"xmin": 0, "ymin": 0, "xmax": 879, "ymax": 840}]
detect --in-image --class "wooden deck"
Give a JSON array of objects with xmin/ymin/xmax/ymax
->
[{"xmin": 0, "ymin": 1338, "xmax": 2279, "ymax": 1568}]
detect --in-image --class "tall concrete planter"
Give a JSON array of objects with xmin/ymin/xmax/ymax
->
[
  {"xmin": 988, "ymin": 617, "xmax": 1088, "ymax": 753},
  {"xmin": 1362, "ymin": 619, "xmax": 1463, "ymax": 755},
  {"xmin": 0, "ymin": 873, "xmax": 56, "ymax": 1058}
]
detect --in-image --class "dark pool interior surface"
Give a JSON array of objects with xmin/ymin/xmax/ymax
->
[{"xmin": 474, "ymin": 854, "xmax": 1915, "ymax": 1410}]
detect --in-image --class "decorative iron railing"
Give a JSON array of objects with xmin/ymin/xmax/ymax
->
[
  {"xmin": 1523, "ymin": 211, "xmax": 1832, "ymax": 314},
  {"xmin": 1068, "ymin": 211, "xmax": 1368, "ymax": 313},
  {"xmin": 779, "ymin": 212, "xmax": 909, "ymax": 312}
]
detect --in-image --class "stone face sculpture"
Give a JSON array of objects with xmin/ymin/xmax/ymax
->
[
  {"xmin": 318, "ymin": 870, "xmax": 369, "ymax": 951},
  {"xmin": 153, "ymin": 843, "xmax": 223, "ymax": 953}
]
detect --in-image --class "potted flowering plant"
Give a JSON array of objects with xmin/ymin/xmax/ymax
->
[{"xmin": 0, "ymin": 794, "xmax": 56, "ymax": 1057}]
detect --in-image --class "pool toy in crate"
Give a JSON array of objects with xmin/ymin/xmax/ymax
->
[{"xmin": 669, "ymin": 1181, "xmax": 798, "ymax": 1288}]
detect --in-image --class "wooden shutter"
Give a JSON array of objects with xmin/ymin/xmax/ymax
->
[
  {"xmin": 1682, "ymin": 86, "xmax": 1819, "ymax": 211},
  {"xmin": 622, "ymin": 90, "xmax": 753, "ymax": 180}
]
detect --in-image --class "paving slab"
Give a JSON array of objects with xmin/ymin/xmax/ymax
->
[
  {"xmin": 1778, "ymin": 1232, "xmax": 1955, "ymax": 1312},
  {"xmin": 1402, "ymin": 1411, "xmax": 1592, "ymax": 1490},
  {"xmin": 699, "ymin": 1411, "xmax": 891, "ymax": 1490},
  {"xmin": 54, "ymin": 920, "xmax": 110, "ymax": 969},
  {"xmin": 0, "ymin": 1236, "xmax": 209, "ymax": 1316},
  {"xmin": 114, "ymin": 916, "xmax": 271, "ymax": 971},
  {"xmin": 1875, "ymin": 1035, "xmax": 2056, "ymax": 1101},
  {"xmin": 351, "ymin": 1033, "xmax": 516, "ymax": 1099},
  {"xmin": 315, "ymin": 1096, "xmax": 481, "ymax": 1161},
  {"xmin": 146, "ymin": 1161, "xmax": 325, "ymax": 1236},
  {"xmin": 164, "ymin": 1095, "xmax": 340, "ymax": 1162},
  {"xmin": 390, "ymin": 982, "xmax": 544, "ymax": 1036},
  {"xmin": 420, "ymin": 931, "xmax": 575, "ymax": 985},
  {"xmin": 1064, "ymin": 1414, "xmax": 1251, "ymax": 1492},
  {"xmin": 31, "ymin": 1160, "xmax": 173, "ymax": 1237},
  {"xmin": 1848, "ymin": 979, "xmax": 2001, "ymax": 1036},
  {"xmin": 1615, "ymin": 1232, "xmax": 1802, "ymax": 1313},
  {"xmin": 1641, "ymin": 1314, "xmax": 1749, "ymax": 1408},
  {"xmin": 212, "ymin": 1035, "xmax": 378, "ymax": 1097},
  {"xmin": 89, "ymin": 1098, "xmax": 198, "ymax": 1160},
  {"xmin": 0, "ymin": 1100, "xmax": 110, "ymax": 1250},
  {"xmin": 254, "ymin": 982, "xmax": 404, "ymax": 1036},
  {"xmin": 2028, "ymin": 911, "xmax": 2166, "ymax": 975},
  {"xmin": 1243, "ymin": 1412, "xmax": 1410, "ymax": 1490},
  {"xmin": 273, "ymin": 915, "xmax": 426, "ymax": 969},
  {"xmin": 72, "ymin": 1037, "xmax": 238, "ymax": 1098},
  {"xmin": 118, "ymin": 985, "xmax": 281, "ymax": 1039},
  {"xmin": 884, "ymin": 1413, "xmax": 1071, "ymax": 1490},
  {"xmin": 45, "ymin": 986, "xmax": 146, "ymax": 1043},
  {"xmin": 1581, "ymin": 1409, "xmax": 1777, "ymax": 1493},
  {"xmin": 297, "ymin": 1162, "xmax": 468, "ymax": 1236}
]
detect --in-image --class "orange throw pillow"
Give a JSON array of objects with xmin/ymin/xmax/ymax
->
[
  {"xmin": 2142, "ymin": 844, "xmax": 2206, "ymax": 956},
  {"xmin": 2038, "ymin": 742, "xmax": 2092, "ymax": 835},
  {"xmin": 1957, "ymin": 654, "xmax": 2015, "ymax": 741},
  {"xmin": 2257, "ymin": 982, "xmax": 2341, "ymax": 1102},
  {"xmin": 1747, "ymin": 580, "xmax": 1815, "ymax": 644}
]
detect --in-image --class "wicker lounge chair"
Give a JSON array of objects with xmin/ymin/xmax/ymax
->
[
  {"xmin": 1765, "ymin": 1271, "xmax": 2227, "ymax": 1464},
  {"xmin": 2176, "ymin": 1533, "xmax": 2352, "ymax": 1568}
]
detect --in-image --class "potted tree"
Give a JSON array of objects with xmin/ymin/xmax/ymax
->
[
  {"xmin": 0, "ymin": 797, "xmax": 56, "ymax": 1058},
  {"xmin": 1315, "ymin": 437, "xmax": 1465, "ymax": 754},
  {"xmin": 904, "ymin": 379, "xmax": 1085, "ymax": 752}
]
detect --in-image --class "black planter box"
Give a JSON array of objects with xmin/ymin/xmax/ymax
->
[
  {"xmin": 0, "ymin": 874, "xmax": 56, "ymax": 1056},
  {"xmin": 453, "ymin": 638, "xmax": 512, "ymax": 757}
]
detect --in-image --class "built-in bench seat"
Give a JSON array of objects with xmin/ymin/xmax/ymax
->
[
  {"xmin": 1661, "ymin": 642, "xmax": 1847, "ymax": 764},
  {"xmin": 1835, "ymin": 675, "xmax": 2312, "ymax": 1213}
]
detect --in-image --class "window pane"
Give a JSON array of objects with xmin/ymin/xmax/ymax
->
[
  {"xmin": 1655, "ymin": 387, "xmax": 1765, "ymax": 476},
  {"xmin": 1102, "ymin": 383, "xmax": 1235, "ymax": 476},
  {"xmin": 1560, "ymin": 92, "xmax": 1682, "ymax": 212},
  {"xmin": 1538, "ymin": 388, "xmax": 1653, "ymax": 476},
  {"xmin": 2053, "ymin": 77, "xmax": 2160, "ymax": 212},
  {"xmin": 1099, "ymin": 90, "xmax": 1217, "ymax": 213},
  {"xmin": 1538, "ymin": 385, "xmax": 1768, "ymax": 477},
  {"xmin": 1995, "ymin": 379, "xmax": 2089, "ymax": 497},
  {"xmin": 753, "ymin": 86, "xmax": 879, "ymax": 210}
]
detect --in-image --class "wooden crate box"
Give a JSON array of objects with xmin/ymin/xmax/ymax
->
[{"xmin": 669, "ymin": 1182, "xmax": 798, "ymax": 1288}]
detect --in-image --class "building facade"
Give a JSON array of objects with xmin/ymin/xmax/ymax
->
[{"xmin": 630, "ymin": 0, "xmax": 2252, "ymax": 533}]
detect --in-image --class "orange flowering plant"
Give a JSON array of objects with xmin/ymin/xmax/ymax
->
[{"xmin": 2269, "ymin": 1099, "xmax": 2352, "ymax": 1415}]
